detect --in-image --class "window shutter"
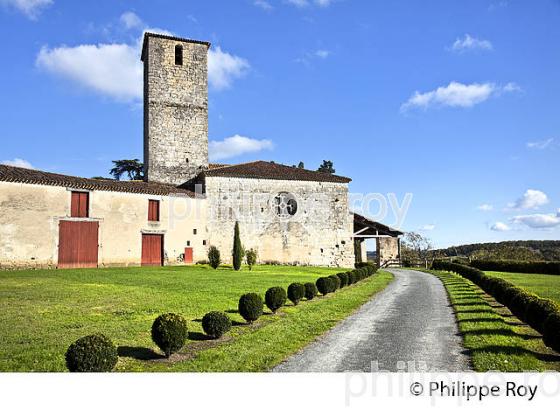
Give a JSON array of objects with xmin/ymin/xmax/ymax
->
[{"xmin": 71, "ymin": 192, "xmax": 89, "ymax": 218}]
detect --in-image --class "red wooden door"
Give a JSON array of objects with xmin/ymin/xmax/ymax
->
[
  {"xmin": 142, "ymin": 234, "xmax": 164, "ymax": 266},
  {"xmin": 184, "ymin": 247, "xmax": 193, "ymax": 264},
  {"xmin": 58, "ymin": 221, "xmax": 99, "ymax": 269}
]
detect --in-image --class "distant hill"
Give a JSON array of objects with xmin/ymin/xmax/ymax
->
[{"xmin": 433, "ymin": 240, "xmax": 560, "ymax": 262}]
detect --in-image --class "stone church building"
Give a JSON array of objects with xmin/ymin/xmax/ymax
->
[{"xmin": 0, "ymin": 33, "xmax": 401, "ymax": 270}]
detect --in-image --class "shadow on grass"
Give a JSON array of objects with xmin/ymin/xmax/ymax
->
[
  {"xmin": 465, "ymin": 346, "xmax": 560, "ymax": 363},
  {"xmin": 117, "ymin": 346, "xmax": 164, "ymax": 361},
  {"xmin": 188, "ymin": 332, "xmax": 213, "ymax": 341},
  {"xmin": 460, "ymin": 328, "xmax": 541, "ymax": 340},
  {"xmin": 457, "ymin": 309, "xmax": 496, "ymax": 314},
  {"xmin": 458, "ymin": 317, "xmax": 505, "ymax": 324},
  {"xmin": 225, "ymin": 309, "xmax": 238, "ymax": 314},
  {"xmin": 453, "ymin": 301, "xmax": 490, "ymax": 307}
]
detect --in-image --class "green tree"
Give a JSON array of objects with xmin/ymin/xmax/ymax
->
[
  {"xmin": 110, "ymin": 159, "xmax": 144, "ymax": 181},
  {"xmin": 232, "ymin": 222, "xmax": 243, "ymax": 271},
  {"xmin": 246, "ymin": 248, "xmax": 258, "ymax": 270},
  {"xmin": 208, "ymin": 246, "xmax": 221, "ymax": 269},
  {"xmin": 317, "ymin": 160, "xmax": 335, "ymax": 174},
  {"xmin": 297, "ymin": 161, "xmax": 305, "ymax": 169}
]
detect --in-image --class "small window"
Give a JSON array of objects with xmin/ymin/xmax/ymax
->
[
  {"xmin": 193, "ymin": 229, "xmax": 197, "ymax": 235},
  {"xmin": 203, "ymin": 240, "xmax": 207, "ymax": 246},
  {"xmin": 175, "ymin": 44, "xmax": 183, "ymax": 66},
  {"xmin": 186, "ymin": 240, "xmax": 191, "ymax": 247},
  {"xmin": 148, "ymin": 200, "xmax": 160, "ymax": 222},
  {"xmin": 275, "ymin": 192, "xmax": 298, "ymax": 218},
  {"xmin": 71, "ymin": 191, "xmax": 89, "ymax": 218}
]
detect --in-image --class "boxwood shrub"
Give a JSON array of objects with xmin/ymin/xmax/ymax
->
[
  {"xmin": 329, "ymin": 275, "xmax": 341, "ymax": 291},
  {"xmin": 239, "ymin": 293, "xmax": 264, "ymax": 322},
  {"xmin": 316, "ymin": 277, "xmax": 331, "ymax": 296},
  {"xmin": 525, "ymin": 298, "xmax": 559, "ymax": 334},
  {"xmin": 346, "ymin": 271, "xmax": 356, "ymax": 285},
  {"xmin": 65, "ymin": 334, "xmax": 118, "ymax": 372},
  {"xmin": 304, "ymin": 282, "xmax": 318, "ymax": 300},
  {"xmin": 543, "ymin": 313, "xmax": 560, "ymax": 353},
  {"xmin": 471, "ymin": 260, "xmax": 560, "ymax": 276},
  {"xmin": 509, "ymin": 292, "xmax": 539, "ymax": 322},
  {"xmin": 202, "ymin": 311, "xmax": 232, "ymax": 339},
  {"xmin": 287, "ymin": 283, "xmax": 306, "ymax": 306},
  {"xmin": 337, "ymin": 272, "xmax": 349, "ymax": 288},
  {"xmin": 265, "ymin": 287, "xmax": 287, "ymax": 313},
  {"xmin": 151, "ymin": 313, "xmax": 189, "ymax": 358}
]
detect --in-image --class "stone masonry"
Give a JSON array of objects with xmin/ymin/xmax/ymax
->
[
  {"xmin": 205, "ymin": 176, "xmax": 355, "ymax": 268},
  {"xmin": 143, "ymin": 34, "xmax": 210, "ymax": 185}
]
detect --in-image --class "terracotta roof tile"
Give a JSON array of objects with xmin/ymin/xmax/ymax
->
[
  {"xmin": 0, "ymin": 165, "xmax": 196, "ymax": 197},
  {"xmin": 204, "ymin": 161, "xmax": 351, "ymax": 183}
]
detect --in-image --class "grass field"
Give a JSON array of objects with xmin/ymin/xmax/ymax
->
[
  {"xmin": 485, "ymin": 271, "xmax": 560, "ymax": 304},
  {"xmin": 432, "ymin": 270, "xmax": 560, "ymax": 372},
  {"xmin": 0, "ymin": 265, "xmax": 393, "ymax": 372}
]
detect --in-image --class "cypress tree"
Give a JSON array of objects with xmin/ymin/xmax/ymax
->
[{"xmin": 233, "ymin": 221, "xmax": 243, "ymax": 271}]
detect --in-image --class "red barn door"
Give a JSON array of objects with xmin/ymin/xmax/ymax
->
[
  {"xmin": 58, "ymin": 221, "xmax": 99, "ymax": 269},
  {"xmin": 142, "ymin": 234, "xmax": 164, "ymax": 266},
  {"xmin": 184, "ymin": 247, "xmax": 193, "ymax": 264}
]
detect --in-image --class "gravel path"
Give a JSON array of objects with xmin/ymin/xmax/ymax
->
[{"xmin": 273, "ymin": 268, "xmax": 471, "ymax": 372}]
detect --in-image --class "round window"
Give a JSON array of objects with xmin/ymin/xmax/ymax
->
[{"xmin": 275, "ymin": 192, "xmax": 298, "ymax": 218}]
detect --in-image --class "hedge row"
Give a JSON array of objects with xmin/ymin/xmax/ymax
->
[
  {"xmin": 470, "ymin": 260, "xmax": 560, "ymax": 276},
  {"xmin": 432, "ymin": 260, "xmax": 560, "ymax": 353},
  {"xmin": 65, "ymin": 263, "xmax": 380, "ymax": 371}
]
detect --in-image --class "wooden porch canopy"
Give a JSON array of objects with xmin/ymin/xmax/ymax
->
[{"xmin": 352, "ymin": 213, "xmax": 403, "ymax": 239}]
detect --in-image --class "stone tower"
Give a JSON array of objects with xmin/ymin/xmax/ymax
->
[{"xmin": 141, "ymin": 33, "xmax": 210, "ymax": 185}]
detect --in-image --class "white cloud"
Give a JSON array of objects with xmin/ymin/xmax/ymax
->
[
  {"xmin": 209, "ymin": 135, "xmax": 274, "ymax": 161},
  {"xmin": 120, "ymin": 11, "xmax": 143, "ymax": 30},
  {"xmin": 0, "ymin": 0, "xmax": 52, "ymax": 19},
  {"xmin": 208, "ymin": 47, "xmax": 250, "ymax": 90},
  {"xmin": 419, "ymin": 224, "xmax": 436, "ymax": 232},
  {"xmin": 36, "ymin": 28, "xmax": 249, "ymax": 103},
  {"xmin": 285, "ymin": 0, "xmax": 335, "ymax": 7},
  {"xmin": 527, "ymin": 138, "xmax": 554, "ymax": 150},
  {"xmin": 490, "ymin": 222, "xmax": 510, "ymax": 232},
  {"xmin": 254, "ymin": 0, "xmax": 273, "ymax": 11},
  {"xmin": 450, "ymin": 34, "xmax": 493, "ymax": 52},
  {"xmin": 36, "ymin": 43, "xmax": 143, "ymax": 102},
  {"xmin": 477, "ymin": 204, "xmax": 494, "ymax": 212},
  {"xmin": 315, "ymin": 50, "xmax": 330, "ymax": 59},
  {"xmin": 507, "ymin": 189, "xmax": 549, "ymax": 210},
  {"xmin": 511, "ymin": 210, "xmax": 560, "ymax": 229},
  {"xmin": 401, "ymin": 81, "xmax": 520, "ymax": 112},
  {"xmin": 1, "ymin": 158, "xmax": 35, "ymax": 169}
]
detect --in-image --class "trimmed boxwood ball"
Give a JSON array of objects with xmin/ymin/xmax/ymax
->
[
  {"xmin": 543, "ymin": 313, "xmax": 560, "ymax": 353},
  {"xmin": 304, "ymin": 282, "xmax": 318, "ymax": 300},
  {"xmin": 329, "ymin": 275, "xmax": 341, "ymax": 291},
  {"xmin": 316, "ymin": 277, "xmax": 331, "ymax": 296},
  {"xmin": 346, "ymin": 271, "xmax": 356, "ymax": 285},
  {"xmin": 288, "ymin": 283, "xmax": 305, "ymax": 305},
  {"xmin": 239, "ymin": 293, "xmax": 264, "ymax": 322},
  {"xmin": 151, "ymin": 313, "xmax": 189, "ymax": 358},
  {"xmin": 202, "ymin": 311, "xmax": 232, "ymax": 339},
  {"xmin": 337, "ymin": 272, "xmax": 349, "ymax": 288},
  {"xmin": 65, "ymin": 334, "xmax": 118, "ymax": 372},
  {"xmin": 265, "ymin": 287, "xmax": 287, "ymax": 313},
  {"xmin": 525, "ymin": 298, "xmax": 559, "ymax": 334},
  {"xmin": 509, "ymin": 292, "xmax": 539, "ymax": 322}
]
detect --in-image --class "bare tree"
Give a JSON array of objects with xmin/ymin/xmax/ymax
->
[{"xmin": 401, "ymin": 232, "xmax": 433, "ymax": 268}]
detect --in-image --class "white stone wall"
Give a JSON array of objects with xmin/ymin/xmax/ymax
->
[
  {"xmin": 205, "ymin": 177, "xmax": 355, "ymax": 268},
  {"xmin": 377, "ymin": 237, "xmax": 400, "ymax": 266},
  {"xmin": 143, "ymin": 36, "xmax": 209, "ymax": 185},
  {"xmin": 0, "ymin": 182, "xmax": 207, "ymax": 269}
]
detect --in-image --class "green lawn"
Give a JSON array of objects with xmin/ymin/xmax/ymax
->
[
  {"xmin": 432, "ymin": 270, "xmax": 560, "ymax": 372},
  {"xmin": 485, "ymin": 271, "xmax": 560, "ymax": 304},
  {"xmin": 0, "ymin": 265, "xmax": 393, "ymax": 372}
]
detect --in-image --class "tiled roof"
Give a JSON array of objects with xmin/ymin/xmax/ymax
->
[
  {"xmin": 204, "ymin": 161, "xmax": 352, "ymax": 183},
  {"xmin": 0, "ymin": 165, "xmax": 197, "ymax": 197},
  {"xmin": 208, "ymin": 163, "xmax": 229, "ymax": 170},
  {"xmin": 353, "ymin": 213, "xmax": 403, "ymax": 236}
]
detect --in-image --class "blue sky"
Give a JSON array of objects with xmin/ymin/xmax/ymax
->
[{"xmin": 0, "ymin": 0, "xmax": 559, "ymax": 248}]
